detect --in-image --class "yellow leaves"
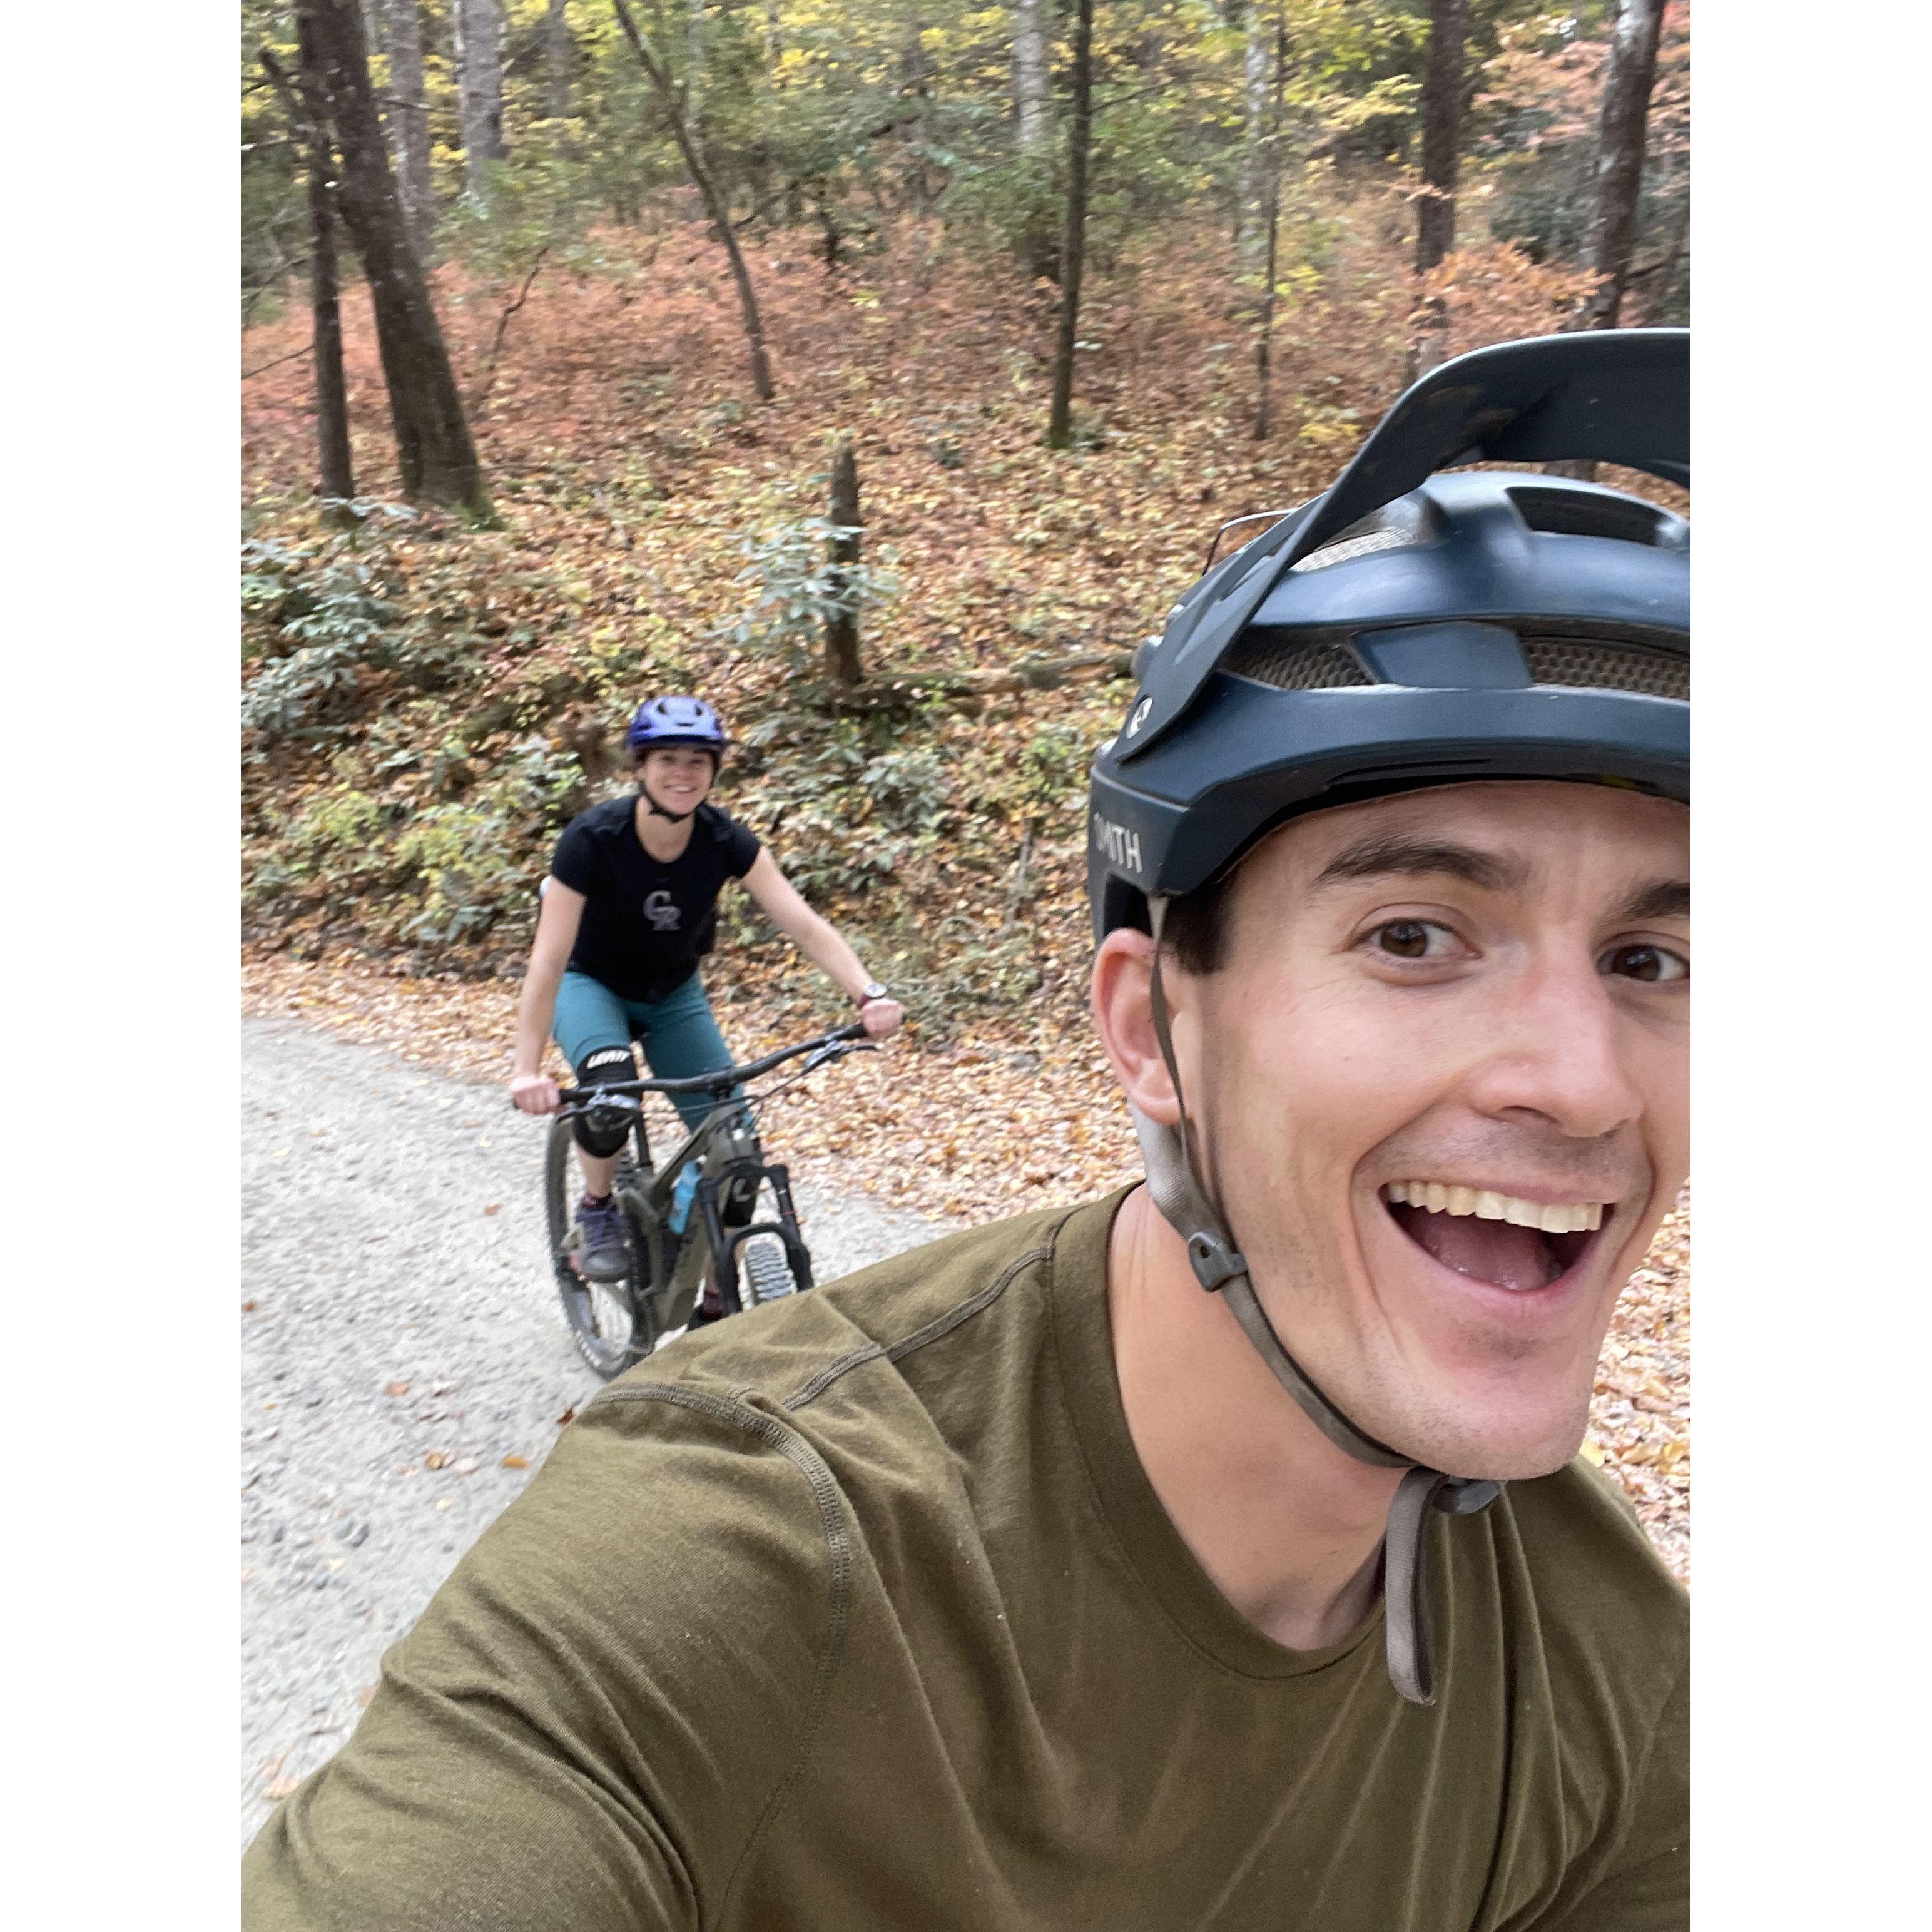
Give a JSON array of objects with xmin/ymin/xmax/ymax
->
[{"xmin": 1579, "ymin": 1440, "xmax": 1605, "ymax": 1467}]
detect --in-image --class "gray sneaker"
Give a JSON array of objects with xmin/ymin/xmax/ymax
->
[{"xmin": 573, "ymin": 1197, "xmax": 630, "ymax": 1282}]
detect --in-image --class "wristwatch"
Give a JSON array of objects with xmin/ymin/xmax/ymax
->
[{"xmin": 857, "ymin": 981, "xmax": 890, "ymax": 1007}]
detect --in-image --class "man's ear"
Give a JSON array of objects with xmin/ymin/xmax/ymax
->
[{"xmin": 1091, "ymin": 928, "xmax": 1182, "ymax": 1127}]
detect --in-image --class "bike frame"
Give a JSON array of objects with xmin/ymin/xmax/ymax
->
[{"xmin": 556, "ymin": 1022, "xmax": 868, "ymax": 1338}]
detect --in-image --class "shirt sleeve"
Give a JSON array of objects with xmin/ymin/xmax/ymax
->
[
  {"xmin": 551, "ymin": 814, "xmax": 600, "ymax": 895},
  {"xmin": 241, "ymin": 1389, "xmax": 841, "ymax": 1932},
  {"xmin": 721, "ymin": 815, "xmax": 761, "ymax": 880},
  {"xmin": 1537, "ymin": 1657, "xmax": 1689, "ymax": 1931}
]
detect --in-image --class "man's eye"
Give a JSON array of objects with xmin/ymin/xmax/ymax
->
[
  {"xmin": 1368, "ymin": 920, "xmax": 1459, "ymax": 960},
  {"xmin": 1601, "ymin": 943, "xmax": 1688, "ymax": 984}
]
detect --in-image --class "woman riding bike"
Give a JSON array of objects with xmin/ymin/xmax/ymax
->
[{"xmin": 509, "ymin": 695, "xmax": 903, "ymax": 1306}]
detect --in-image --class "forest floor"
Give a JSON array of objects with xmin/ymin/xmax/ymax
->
[{"xmin": 243, "ymin": 199, "xmax": 1687, "ymax": 1578}]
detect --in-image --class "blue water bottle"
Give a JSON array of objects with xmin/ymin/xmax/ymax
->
[{"xmin": 669, "ymin": 1164, "xmax": 700, "ymax": 1235}]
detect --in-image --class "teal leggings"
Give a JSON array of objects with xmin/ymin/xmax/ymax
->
[{"xmin": 552, "ymin": 969, "xmax": 739, "ymax": 1135}]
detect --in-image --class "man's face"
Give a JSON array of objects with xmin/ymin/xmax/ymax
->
[{"xmin": 1166, "ymin": 781, "xmax": 1689, "ymax": 1478}]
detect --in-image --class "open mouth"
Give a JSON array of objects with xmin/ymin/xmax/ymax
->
[{"xmin": 1379, "ymin": 1181, "xmax": 1607, "ymax": 1293}]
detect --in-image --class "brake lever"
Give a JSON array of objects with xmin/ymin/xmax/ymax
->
[{"xmin": 801, "ymin": 1039, "xmax": 880, "ymax": 1075}]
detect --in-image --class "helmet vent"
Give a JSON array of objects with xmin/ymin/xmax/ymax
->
[
  {"xmin": 1508, "ymin": 487, "xmax": 1674, "ymax": 547},
  {"xmin": 1289, "ymin": 497, "xmax": 1430, "ymax": 574},
  {"xmin": 1520, "ymin": 637, "xmax": 1689, "ymax": 700},
  {"xmin": 1224, "ymin": 638, "xmax": 1373, "ymax": 691},
  {"xmin": 1289, "ymin": 525, "xmax": 1410, "ymax": 573}
]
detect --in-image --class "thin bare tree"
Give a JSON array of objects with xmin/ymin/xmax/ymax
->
[
  {"xmin": 546, "ymin": 0, "xmax": 576, "ymax": 119},
  {"xmin": 611, "ymin": 0, "xmax": 776, "ymax": 401},
  {"xmin": 454, "ymin": 0, "xmax": 508, "ymax": 199},
  {"xmin": 373, "ymin": 0, "xmax": 435, "ymax": 253},
  {"xmin": 1574, "ymin": 0, "xmax": 1669, "ymax": 328},
  {"xmin": 1012, "ymin": 0, "xmax": 1057, "ymax": 282},
  {"xmin": 1235, "ymin": 3, "xmax": 1274, "ymax": 276},
  {"xmin": 824, "ymin": 436, "xmax": 865, "ymax": 688},
  {"xmin": 1251, "ymin": 13, "xmax": 1289, "ymax": 441},
  {"xmin": 261, "ymin": 34, "xmax": 355, "ymax": 513},
  {"xmin": 1045, "ymin": 0, "xmax": 1096, "ymax": 449},
  {"xmin": 1409, "ymin": 0, "xmax": 1467, "ymax": 379},
  {"xmin": 1547, "ymin": 0, "xmax": 1669, "ymax": 480},
  {"xmin": 1013, "ymin": 0, "xmax": 1052, "ymax": 151}
]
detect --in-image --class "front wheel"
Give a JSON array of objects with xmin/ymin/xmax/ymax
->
[
  {"xmin": 726, "ymin": 1172, "xmax": 811, "ymax": 1310},
  {"xmin": 738, "ymin": 1231, "xmax": 806, "ymax": 1306},
  {"xmin": 544, "ymin": 1119, "xmax": 656, "ymax": 1380}
]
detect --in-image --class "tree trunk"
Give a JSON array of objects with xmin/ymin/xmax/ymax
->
[
  {"xmin": 1013, "ymin": 0, "xmax": 1052, "ymax": 152},
  {"xmin": 1251, "ymin": 17, "xmax": 1288, "ymax": 440},
  {"xmin": 373, "ymin": 0, "xmax": 435, "ymax": 253},
  {"xmin": 1012, "ymin": 0, "xmax": 1057, "ymax": 283},
  {"xmin": 1414, "ymin": 0, "xmax": 1467, "ymax": 272},
  {"xmin": 824, "ymin": 435, "xmax": 864, "ymax": 688},
  {"xmin": 1547, "ymin": 0, "xmax": 1668, "ymax": 480},
  {"xmin": 1234, "ymin": 4, "xmax": 1273, "ymax": 277},
  {"xmin": 546, "ymin": 0, "xmax": 575, "ymax": 119},
  {"xmin": 1406, "ymin": 0, "xmax": 1467, "ymax": 381},
  {"xmin": 684, "ymin": 0, "xmax": 708, "ymax": 130},
  {"xmin": 1575, "ymin": 0, "xmax": 1667, "ymax": 328},
  {"xmin": 1045, "ymin": 0, "xmax": 1095, "ymax": 450},
  {"xmin": 300, "ymin": 0, "xmax": 489, "ymax": 516},
  {"xmin": 612, "ymin": 0, "xmax": 776, "ymax": 401},
  {"xmin": 454, "ymin": 0, "xmax": 508, "ymax": 199},
  {"xmin": 263, "ymin": 38, "xmax": 357, "ymax": 512}
]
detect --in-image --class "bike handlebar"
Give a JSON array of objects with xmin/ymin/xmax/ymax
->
[{"xmin": 544, "ymin": 1020, "xmax": 872, "ymax": 1107}]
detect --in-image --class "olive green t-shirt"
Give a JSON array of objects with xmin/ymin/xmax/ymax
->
[{"xmin": 243, "ymin": 1192, "xmax": 1688, "ymax": 1930}]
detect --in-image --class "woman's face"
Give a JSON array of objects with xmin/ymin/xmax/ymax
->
[{"xmin": 639, "ymin": 746, "xmax": 717, "ymax": 816}]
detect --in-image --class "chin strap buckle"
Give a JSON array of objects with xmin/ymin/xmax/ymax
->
[{"xmin": 1184, "ymin": 1231, "xmax": 1248, "ymax": 1291}]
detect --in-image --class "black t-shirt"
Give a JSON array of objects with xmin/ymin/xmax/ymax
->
[{"xmin": 551, "ymin": 797, "xmax": 761, "ymax": 1002}]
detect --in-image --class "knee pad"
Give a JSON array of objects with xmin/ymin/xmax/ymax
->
[{"xmin": 571, "ymin": 1045, "xmax": 639, "ymax": 1157}]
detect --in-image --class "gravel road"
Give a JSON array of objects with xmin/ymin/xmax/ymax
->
[{"xmin": 240, "ymin": 1017, "xmax": 950, "ymax": 1844}]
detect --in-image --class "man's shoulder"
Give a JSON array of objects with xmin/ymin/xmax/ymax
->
[
  {"xmin": 643, "ymin": 1197, "xmax": 1087, "ymax": 1419},
  {"xmin": 1499, "ymin": 1458, "xmax": 1689, "ymax": 1687}
]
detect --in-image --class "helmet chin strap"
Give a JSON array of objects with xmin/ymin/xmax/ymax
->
[
  {"xmin": 1137, "ymin": 896, "xmax": 1500, "ymax": 1706},
  {"xmin": 638, "ymin": 768, "xmax": 709, "ymax": 824}
]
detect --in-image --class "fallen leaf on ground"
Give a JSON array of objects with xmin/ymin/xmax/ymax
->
[
  {"xmin": 501, "ymin": 1453, "xmax": 530, "ymax": 1469},
  {"xmin": 384, "ymin": 1381, "xmax": 409, "ymax": 1397},
  {"xmin": 424, "ymin": 1450, "xmax": 450, "ymax": 1470}
]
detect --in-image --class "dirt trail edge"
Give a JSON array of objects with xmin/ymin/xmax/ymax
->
[{"xmin": 240, "ymin": 1016, "xmax": 952, "ymax": 1843}]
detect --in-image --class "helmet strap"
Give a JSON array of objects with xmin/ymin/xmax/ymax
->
[{"xmin": 1137, "ymin": 894, "xmax": 1500, "ymax": 1706}]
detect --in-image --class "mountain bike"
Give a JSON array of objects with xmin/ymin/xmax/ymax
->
[{"xmin": 537, "ymin": 1021, "xmax": 875, "ymax": 1380}]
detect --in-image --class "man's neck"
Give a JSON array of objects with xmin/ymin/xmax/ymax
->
[{"xmin": 1106, "ymin": 1184, "xmax": 1401, "ymax": 1652}]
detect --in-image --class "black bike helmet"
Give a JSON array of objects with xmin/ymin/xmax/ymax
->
[{"xmin": 1087, "ymin": 328, "xmax": 1689, "ymax": 1706}]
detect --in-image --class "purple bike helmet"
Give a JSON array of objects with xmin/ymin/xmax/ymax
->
[{"xmin": 625, "ymin": 695, "xmax": 728, "ymax": 761}]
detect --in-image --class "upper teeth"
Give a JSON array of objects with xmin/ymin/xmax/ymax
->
[{"xmin": 1381, "ymin": 1181, "xmax": 1604, "ymax": 1234}]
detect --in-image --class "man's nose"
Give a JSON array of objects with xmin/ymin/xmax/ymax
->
[{"xmin": 1461, "ymin": 952, "xmax": 1645, "ymax": 1141}]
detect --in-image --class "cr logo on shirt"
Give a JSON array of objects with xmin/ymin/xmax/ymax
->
[{"xmin": 643, "ymin": 890, "xmax": 682, "ymax": 933}]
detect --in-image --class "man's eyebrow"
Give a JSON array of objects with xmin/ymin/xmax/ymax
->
[
  {"xmin": 1309, "ymin": 835, "xmax": 1530, "ymax": 895},
  {"xmin": 1613, "ymin": 878, "xmax": 1691, "ymax": 924}
]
